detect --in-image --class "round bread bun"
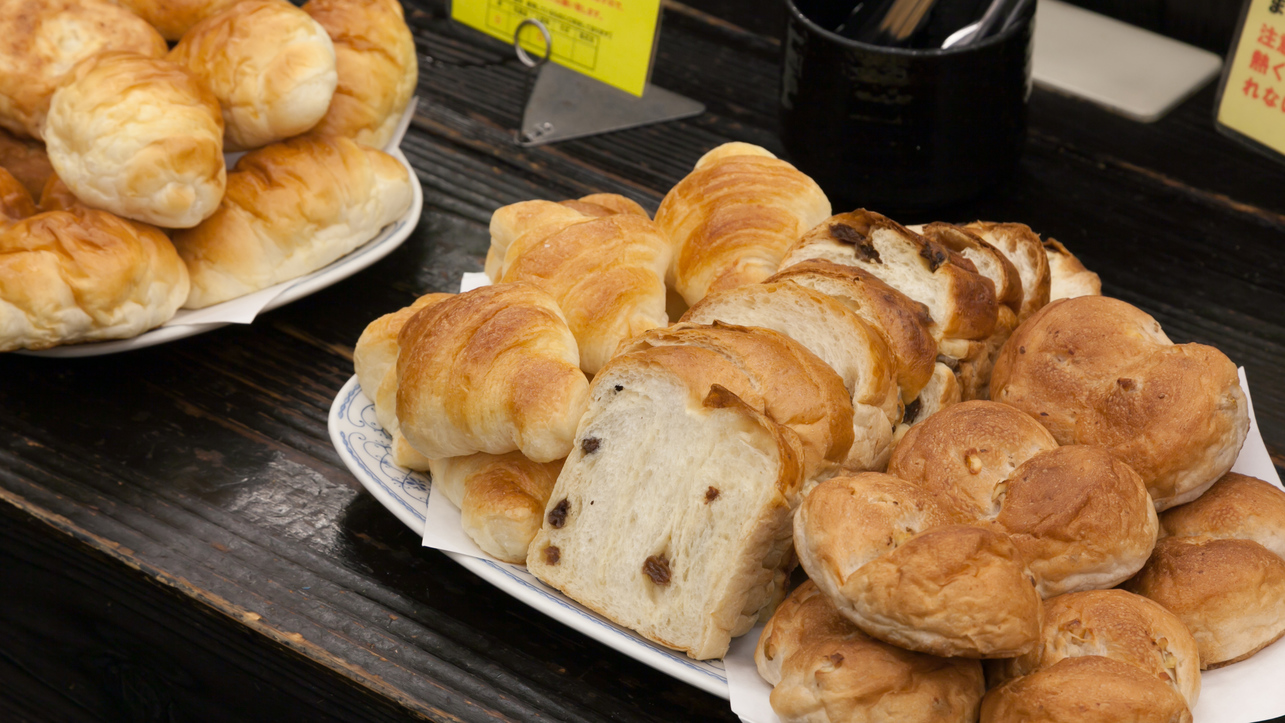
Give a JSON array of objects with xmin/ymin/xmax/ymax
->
[
  {"xmin": 887, "ymin": 400, "xmax": 1058, "ymax": 520},
  {"xmin": 0, "ymin": 207, "xmax": 190, "ymax": 351},
  {"xmin": 303, "ymin": 0, "xmax": 418, "ymax": 149},
  {"xmin": 0, "ymin": 166, "xmax": 35, "ymax": 221},
  {"xmin": 756, "ymin": 580, "xmax": 985, "ymax": 723},
  {"xmin": 0, "ymin": 0, "xmax": 167, "ymax": 139},
  {"xmin": 1126, "ymin": 535, "xmax": 1285, "ymax": 669},
  {"xmin": 997, "ymin": 445, "xmax": 1158, "ymax": 598},
  {"xmin": 43, "ymin": 52, "xmax": 226, "ymax": 229},
  {"xmin": 115, "ymin": 0, "xmax": 243, "ymax": 41},
  {"xmin": 990, "ymin": 295, "xmax": 1249, "ymax": 511},
  {"xmin": 980, "ymin": 656, "xmax": 1193, "ymax": 723},
  {"xmin": 796, "ymin": 474, "xmax": 1043, "ymax": 658},
  {"xmin": 1161, "ymin": 472, "xmax": 1285, "ymax": 560},
  {"xmin": 170, "ymin": 0, "xmax": 339, "ymax": 152},
  {"xmin": 990, "ymin": 590, "xmax": 1201, "ymax": 710}
]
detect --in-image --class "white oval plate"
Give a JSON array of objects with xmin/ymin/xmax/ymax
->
[
  {"xmin": 327, "ymin": 374, "xmax": 731, "ymax": 698},
  {"xmin": 21, "ymin": 103, "xmax": 423, "ymax": 358}
]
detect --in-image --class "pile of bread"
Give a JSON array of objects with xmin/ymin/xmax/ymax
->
[
  {"xmin": 0, "ymin": 0, "xmax": 418, "ymax": 352},
  {"xmin": 353, "ymin": 141, "xmax": 1281, "ymax": 722}
]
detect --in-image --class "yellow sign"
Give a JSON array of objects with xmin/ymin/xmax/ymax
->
[
  {"xmin": 452, "ymin": 0, "xmax": 661, "ymax": 97},
  {"xmin": 1218, "ymin": 0, "xmax": 1285, "ymax": 155}
]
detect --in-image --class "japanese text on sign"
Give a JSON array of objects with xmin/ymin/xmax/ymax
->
[
  {"xmin": 452, "ymin": 0, "xmax": 661, "ymax": 96},
  {"xmin": 1219, "ymin": 0, "xmax": 1285, "ymax": 155}
]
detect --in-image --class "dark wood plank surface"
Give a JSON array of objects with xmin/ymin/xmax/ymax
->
[{"xmin": 2, "ymin": 1, "xmax": 1283, "ymax": 720}]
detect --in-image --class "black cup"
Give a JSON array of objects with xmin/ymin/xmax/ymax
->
[{"xmin": 780, "ymin": 0, "xmax": 1035, "ymax": 215}]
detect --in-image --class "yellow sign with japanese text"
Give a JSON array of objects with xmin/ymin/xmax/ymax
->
[
  {"xmin": 451, "ymin": 0, "xmax": 661, "ymax": 97},
  {"xmin": 1218, "ymin": 0, "xmax": 1285, "ymax": 155}
]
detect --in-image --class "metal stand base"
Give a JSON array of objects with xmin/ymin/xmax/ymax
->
[{"xmin": 519, "ymin": 63, "xmax": 705, "ymax": 146}]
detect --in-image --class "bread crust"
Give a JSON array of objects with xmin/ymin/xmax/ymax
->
[
  {"xmin": 980, "ymin": 656, "xmax": 1193, "ymax": 723},
  {"xmin": 756, "ymin": 580, "xmax": 985, "ymax": 723},
  {"xmin": 962, "ymin": 221, "xmax": 1051, "ymax": 323},
  {"xmin": 1161, "ymin": 472, "xmax": 1285, "ymax": 560}
]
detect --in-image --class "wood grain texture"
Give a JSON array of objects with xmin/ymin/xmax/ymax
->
[{"xmin": 1, "ymin": 0, "xmax": 1282, "ymax": 721}]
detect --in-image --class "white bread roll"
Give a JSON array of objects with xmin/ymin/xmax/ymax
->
[
  {"xmin": 115, "ymin": 0, "xmax": 244, "ymax": 41},
  {"xmin": 0, "ymin": 207, "xmax": 189, "ymax": 351},
  {"xmin": 169, "ymin": 0, "xmax": 338, "ymax": 152},
  {"xmin": 0, "ymin": 0, "xmax": 167, "ymax": 139},
  {"xmin": 173, "ymin": 134, "xmax": 411, "ymax": 308},
  {"xmin": 756, "ymin": 580, "xmax": 985, "ymax": 723},
  {"xmin": 303, "ymin": 0, "xmax": 418, "ymax": 149},
  {"xmin": 43, "ymin": 52, "xmax": 226, "ymax": 229}
]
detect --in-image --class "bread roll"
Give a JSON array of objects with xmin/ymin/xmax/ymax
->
[
  {"xmin": 1161, "ymin": 472, "xmax": 1285, "ymax": 560},
  {"xmin": 0, "ymin": 167, "xmax": 35, "ymax": 221},
  {"xmin": 655, "ymin": 142, "xmax": 831, "ymax": 305},
  {"xmin": 44, "ymin": 52, "xmax": 225, "ymax": 229},
  {"xmin": 997, "ymin": 446, "xmax": 1158, "ymax": 597},
  {"xmin": 353, "ymin": 292, "xmax": 453, "ymax": 470},
  {"xmin": 962, "ymin": 221, "xmax": 1051, "ymax": 323},
  {"xmin": 173, "ymin": 134, "xmax": 412, "ymax": 308},
  {"xmin": 0, "ymin": 129, "xmax": 54, "ymax": 198},
  {"xmin": 0, "ymin": 207, "xmax": 189, "ymax": 351},
  {"xmin": 888, "ymin": 400, "xmax": 1058, "ymax": 520},
  {"xmin": 303, "ymin": 0, "xmax": 418, "ymax": 149},
  {"xmin": 0, "ymin": 0, "xmax": 167, "ymax": 139},
  {"xmin": 990, "ymin": 589, "xmax": 1201, "ymax": 710},
  {"xmin": 990, "ymin": 296, "xmax": 1250, "ymax": 510},
  {"xmin": 395, "ymin": 283, "xmax": 590, "ymax": 464},
  {"xmin": 795, "ymin": 473, "xmax": 1043, "ymax": 658},
  {"xmin": 488, "ymin": 198, "xmax": 670, "ymax": 374},
  {"xmin": 526, "ymin": 371, "xmax": 806, "ymax": 659},
  {"xmin": 980, "ymin": 656, "xmax": 1193, "ymax": 723},
  {"xmin": 170, "ymin": 0, "xmax": 338, "ymax": 152},
  {"xmin": 115, "ymin": 0, "xmax": 243, "ymax": 41},
  {"xmin": 428, "ymin": 452, "xmax": 562, "ymax": 564},
  {"xmin": 765, "ymin": 259, "xmax": 938, "ymax": 408},
  {"xmin": 1044, "ymin": 237, "xmax": 1101, "ymax": 300},
  {"xmin": 682, "ymin": 282, "xmax": 899, "ymax": 472},
  {"xmin": 756, "ymin": 580, "xmax": 985, "ymax": 723},
  {"xmin": 619, "ymin": 322, "xmax": 854, "ymax": 483}
]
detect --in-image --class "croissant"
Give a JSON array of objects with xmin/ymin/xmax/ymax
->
[
  {"xmin": 655, "ymin": 142, "xmax": 831, "ymax": 306},
  {"xmin": 396, "ymin": 282, "xmax": 590, "ymax": 463},
  {"xmin": 428, "ymin": 452, "xmax": 562, "ymax": 564},
  {"xmin": 488, "ymin": 196, "xmax": 670, "ymax": 374}
]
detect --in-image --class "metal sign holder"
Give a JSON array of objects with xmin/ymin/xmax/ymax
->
[{"xmin": 512, "ymin": 19, "xmax": 705, "ymax": 146}]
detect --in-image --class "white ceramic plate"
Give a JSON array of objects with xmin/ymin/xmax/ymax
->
[
  {"xmin": 22, "ymin": 102, "xmax": 424, "ymax": 358},
  {"xmin": 327, "ymin": 375, "xmax": 731, "ymax": 698}
]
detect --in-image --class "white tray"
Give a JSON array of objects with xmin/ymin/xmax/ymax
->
[{"xmin": 327, "ymin": 374, "xmax": 730, "ymax": 698}]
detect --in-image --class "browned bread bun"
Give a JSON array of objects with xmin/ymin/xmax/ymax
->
[
  {"xmin": 526, "ymin": 373, "xmax": 806, "ymax": 659},
  {"xmin": 395, "ymin": 283, "xmax": 590, "ymax": 464},
  {"xmin": 990, "ymin": 589, "xmax": 1201, "ymax": 709},
  {"xmin": 756, "ymin": 580, "xmax": 985, "ymax": 723},
  {"xmin": 1044, "ymin": 237, "xmax": 1101, "ymax": 300},
  {"xmin": 980, "ymin": 655, "xmax": 1193, "ymax": 723},
  {"xmin": 353, "ymin": 292, "xmax": 453, "ymax": 470},
  {"xmin": 997, "ymin": 445, "xmax": 1158, "ymax": 597},
  {"xmin": 962, "ymin": 221, "xmax": 1051, "ymax": 323},
  {"xmin": 655, "ymin": 142, "xmax": 831, "ymax": 305},
  {"xmin": 0, "ymin": 129, "xmax": 54, "ymax": 198},
  {"xmin": 303, "ymin": 0, "xmax": 418, "ymax": 149},
  {"xmin": 169, "ymin": 0, "xmax": 338, "ymax": 152},
  {"xmin": 619, "ymin": 322, "xmax": 854, "ymax": 482},
  {"xmin": 681, "ymin": 282, "xmax": 899, "ymax": 472},
  {"xmin": 888, "ymin": 400, "xmax": 1058, "ymax": 519},
  {"xmin": 1160, "ymin": 472, "xmax": 1285, "ymax": 560},
  {"xmin": 487, "ymin": 198, "xmax": 671, "ymax": 375},
  {"xmin": 44, "ymin": 52, "xmax": 225, "ymax": 229},
  {"xmin": 765, "ymin": 259, "xmax": 938, "ymax": 408},
  {"xmin": 173, "ymin": 134, "xmax": 412, "ymax": 308},
  {"xmin": 115, "ymin": 0, "xmax": 243, "ymax": 41},
  {"xmin": 0, "ymin": 207, "xmax": 189, "ymax": 351},
  {"xmin": 0, "ymin": 0, "xmax": 167, "ymax": 139},
  {"xmin": 428, "ymin": 452, "xmax": 562, "ymax": 564},
  {"xmin": 990, "ymin": 296, "xmax": 1250, "ymax": 511},
  {"xmin": 0, "ymin": 167, "xmax": 35, "ymax": 221},
  {"xmin": 795, "ymin": 473, "xmax": 1043, "ymax": 658}
]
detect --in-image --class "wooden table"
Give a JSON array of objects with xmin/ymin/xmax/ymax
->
[{"xmin": 2, "ymin": 1, "xmax": 1283, "ymax": 720}]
